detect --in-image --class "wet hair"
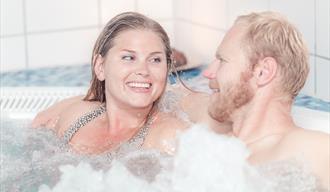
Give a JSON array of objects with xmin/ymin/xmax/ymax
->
[
  {"xmin": 84, "ymin": 12, "xmax": 172, "ymax": 102},
  {"xmin": 235, "ymin": 11, "xmax": 309, "ymax": 98}
]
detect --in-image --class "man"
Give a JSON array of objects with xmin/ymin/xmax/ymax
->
[{"xmin": 201, "ymin": 11, "xmax": 329, "ymax": 189}]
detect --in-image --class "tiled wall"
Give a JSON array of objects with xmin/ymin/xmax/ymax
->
[
  {"xmin": 0, "ymin": 0, "xmax": 174, "ymax": 70},
  {"xmin": 1, "ymin": 0, "xmax": 329, "ymax": 101},
  {"xmin": 174, "ymin": 0, "xmax": 330, "ymax": 101}
]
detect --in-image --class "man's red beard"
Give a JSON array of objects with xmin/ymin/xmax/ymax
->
[{"xmin": 208, "ymin": 71, "xmax": 254, "ymax": 123}]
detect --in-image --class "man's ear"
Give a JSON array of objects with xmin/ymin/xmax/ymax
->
[
  {"xmin": 254, "ymin": 57, "xmax": 278, "ymax": 86},
  {"xmin": 94, "ymin": 54, "xmax": 105, "ymax": 81}
]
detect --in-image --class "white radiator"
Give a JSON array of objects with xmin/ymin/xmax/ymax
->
[{"xmin": 0, "ymin": 87, "xmax": 86, "ymax": 119}]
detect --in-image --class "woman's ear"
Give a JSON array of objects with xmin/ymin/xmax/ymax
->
[
  {"xmin": 254, "ymin": 57, "xmax": 278, "ymax": 86},
  {"xmin": 94, "ymin": 54, "xmax": 105, "ymax": 81}
]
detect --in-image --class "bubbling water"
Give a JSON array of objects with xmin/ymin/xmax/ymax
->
[
  {"xmin": 38, "ymin": 125, "xmax": 268, "ymax": 192},
  {"xmin": 0, "ymin": 82, "xmax": 325, "ymax": 192},
  {"xmin": 1, "ymin": 121, "xmax": 324, "ymax": 192},
  {"xmin": 37, "ymin": 125, "xmax": 323, "ymax": 192},
  {"xmin": 0, "ymin": 119, "xmax": 112, "ymax": 192}
]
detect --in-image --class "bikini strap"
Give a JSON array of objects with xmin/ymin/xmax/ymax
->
[
  {"xmin": 128, "ymin": 112, "xmax": 154, "ymax": 145},
  {"xmin": 62, "ymin": 104, "xmax": 106, "ymax": 144}
]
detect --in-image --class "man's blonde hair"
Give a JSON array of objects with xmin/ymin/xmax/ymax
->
[{"xmin": 235, "ymin": 11, "xmax": 309, "ymax": 98}]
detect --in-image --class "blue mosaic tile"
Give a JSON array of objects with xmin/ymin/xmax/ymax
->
[
  {"xmin": 1, "ymin": 65, "xmax": 329, "ymax": 112},
  {"xmin": 294, "ymin": 94, "xmax": 330, "ymax": 112},
  {"xmin": 0, "ymin": 65, "xmax": 92, "ymax": 87}
]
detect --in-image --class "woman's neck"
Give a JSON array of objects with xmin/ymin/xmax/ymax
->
[{"xmin": 105, "ymin": 102, "xmax": 153, "ymax": 138}]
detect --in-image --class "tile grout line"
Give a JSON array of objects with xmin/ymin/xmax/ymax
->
[
  {"xmin": 311, "ymin": 54, "xmax": 330, "ymax": 61},
  {"xmin": 314, "ymin": 0, "xmax": 317, "ymax": 96},
  {"xmin": 0, "ymin": 25, "xmax": 100, "ymax": 38},
  {"xmin": 97, "ymin": 0, "xmax": 102, "ymax": 28},
  {"xmin": 175, "ymin": 18, "xmax": 227, "ymax": 33},
  {"xmin": 171, "ymin": 0, "xmax": 176, "ymax": 45},
  {"xmin": 134, "ymin": 0, "xmax": 138, "ymax": 12},
  {"xmin": 22, "ymin": 0, "xmax": 29, "ymax": 69}
]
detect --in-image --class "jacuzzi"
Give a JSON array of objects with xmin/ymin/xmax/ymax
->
[
  {"xmin": 1, "ymin": 64, "xmax": 329, "ymax": 191},
  {"xmin": 1, "ymin": 64, "xmax": 329, "ymax": 131}
]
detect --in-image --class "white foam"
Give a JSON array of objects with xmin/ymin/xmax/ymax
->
[
  {"xmin": 1, "ymin": 121, "xmax": 319, "ymax": 191},
  {"xmin": 39, "ymin": 125, "xmax": 273, "ymax": 192},
  {"xmin": 39, "ymin": 162, "xmax": 151, "ymax": 192}
]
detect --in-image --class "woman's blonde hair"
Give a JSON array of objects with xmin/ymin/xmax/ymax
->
[
  {"xmin": 84, "ymin": 12, "xmax": 172, "ymax": 102},
  {"xmin": 235, "ymin": 11, "xmax": 309, "ymax": 98}
]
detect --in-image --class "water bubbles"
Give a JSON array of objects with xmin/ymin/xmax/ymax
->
[{"xmin": 1, "ymin": 120, "xmax": 324, "ymax": 192}]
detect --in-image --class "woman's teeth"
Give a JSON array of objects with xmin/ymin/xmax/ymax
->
[
  {"xmin": 127, "ymin": 82, "xmax": 151, "ymax": 89},
  {"xmin": 212, "ymin": 88, "xmax": 220, "ymax": 93}
]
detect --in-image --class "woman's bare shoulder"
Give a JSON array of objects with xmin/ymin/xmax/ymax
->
[
  {"xmin": 153, "ymin": 112, "xmax": 189, "ymax": 131},
  {"xmin": 55, "ymin": 100, "xmax": 103, "ymax": 136},
  {"xmin": 32, "ymin": 95, "xmax": 84, "ymax": 128},
  {"xmin": 144, "ymin": 112, "xmax": 189, "ymax": 154}
]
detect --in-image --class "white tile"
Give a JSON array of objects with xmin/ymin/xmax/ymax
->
[
  {"xmin": 173, "ymin": 21, "xmax": 192, "ymax": 54},
  {"xmin": 316, "ymin": 0, "xmax": 330, "ymax": 58},
  {"xmin": 175, "ymin": 21, "xmax": 225, "ymax": 66},
  {"xmin": 27, "ymin": 28, "xmax": 99, "ymax": 68},
  {"xmin": 269, "ymin": 0, "xmax": 315, "ymax": 54},
  {"xmin": 191, "ymin": 0, "xmax": 226, "ymax": 29},
  {"xmin": 174, "ymin": 21, "xmax": 199, "ymax": 65},
  {"xmin": 300, "ymin": 55, "xmax": 316, "ymax": 96},
  {"xmin": 137, "ymin": 0, "xmax": 173, "ymax": 19},
  {"xmin": 315, "ymin": 57, "xmax": 330, "ymax": 101},
  {"xmin": 175, "ymin": 0, "xmax": 191, "ymax": 20},
  {"xmin": 0, "ymin": 36, "xmax": 26, "ymax": 72},
  {"xmin": 159, "ymin": 20, "xmax": 175, "ymax": 46},
  {"xmin": 175, "ymin": 21, "xmax": 225, "ymax": 65},
  {"xmin": 26, "ymin": 0, "xmax": 98, "ymax": 32},
  {"xmin": 190, "ymin": 24, "xmax": 224, "ymax": 64},
  {"xmin": 100, "ymin": 0, "xmax": 136, "ymax": 25},
  {"xmin": 227, "ymin": 0, "xmax": 269, "ymax": 28},
  {"xmin": 0, "ymin": 0, "xmax": 24, "ymax": 36}
]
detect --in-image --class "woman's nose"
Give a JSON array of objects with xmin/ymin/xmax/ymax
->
[
  {"xmin": 134, "ymin": 62, "xmax": 150, "ymax": 77},
  {"xmin": 134, "ymin": 71, "xmax": 149, "ymax": 77}
]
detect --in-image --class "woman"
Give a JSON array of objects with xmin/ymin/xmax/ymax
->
[{"xmin": 33, "ymin": 12, "xmax": 188, "ymax": 156}]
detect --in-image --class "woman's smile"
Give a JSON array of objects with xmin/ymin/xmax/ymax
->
[{"xmin": 126, "ymin": 81, "xmax": 152, "ymax": 93}]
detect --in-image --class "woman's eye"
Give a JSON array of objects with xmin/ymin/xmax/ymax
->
[
  {"xmin": 151, "ymin": 57, "xmax": 161, "ymax": 63},
  {"xmin": 122, "ymin": 55, "xmax": 134, "ymax": 61}
]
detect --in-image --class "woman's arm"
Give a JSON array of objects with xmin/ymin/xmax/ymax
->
[{"xmin": 31, "ymin": 95, "xmax": 84, "ymax": 129}]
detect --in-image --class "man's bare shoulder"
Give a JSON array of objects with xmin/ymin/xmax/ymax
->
[
  {"xmin": 276, "ymin": 128, "xmax": 330, "ymax": 188},
  {"xmin": 274, "ymin": 128, "xmax": 329, "ymax": 158},
  {"xmin": 281, "ymin": 127, "xmax": 329, "ymax": 149}
]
